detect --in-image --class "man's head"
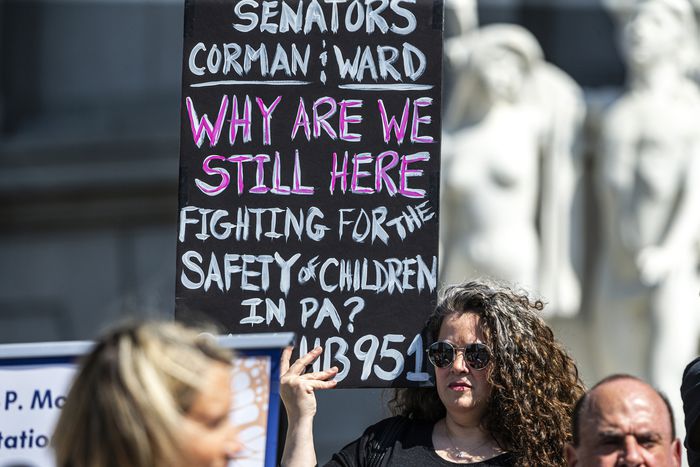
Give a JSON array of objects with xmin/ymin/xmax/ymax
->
[{"xmin": 566, "ymin": 374, "xmax": 682, "ymax": 467}]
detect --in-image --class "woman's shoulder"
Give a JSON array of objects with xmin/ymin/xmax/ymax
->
[{"xmin": 325, "ymin": 416, "xmax": 433, "ymax": 467}]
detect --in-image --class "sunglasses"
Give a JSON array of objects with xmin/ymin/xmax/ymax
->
[{"xmin": 426, "ymin": 341, "xmax": 491, "ymax": 370}]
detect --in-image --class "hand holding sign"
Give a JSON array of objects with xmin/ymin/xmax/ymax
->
[{"xmin": 279, "ymin": 346, "xmax": 338, "ymax": 419}]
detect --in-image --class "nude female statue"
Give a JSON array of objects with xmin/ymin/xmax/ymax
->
[{"xmin": 440, "ymin": 24, "xmax": 584, "ymax": 317}]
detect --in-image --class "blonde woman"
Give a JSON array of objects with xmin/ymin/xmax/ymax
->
[{"xmin": 52, "ymin": 321, "xmax": 241, "ymax": 467}]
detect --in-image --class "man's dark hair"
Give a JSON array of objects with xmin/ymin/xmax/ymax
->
[{"xmin": 571, "ymin": 374, "xmax": 676, "ymax": 446}]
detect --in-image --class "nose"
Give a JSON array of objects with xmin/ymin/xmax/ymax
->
[
  {"xmin": 618, "ymin": 435, "xmax": 643, "ymax": 466},
  {"xmin": 451, "ymin": 350, "xmax": 470, "ymax": 373}
]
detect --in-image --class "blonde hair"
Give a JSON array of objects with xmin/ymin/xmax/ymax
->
[{"xmin": 52, "ymin": 321, "xmax": 233, "ymax": 467}]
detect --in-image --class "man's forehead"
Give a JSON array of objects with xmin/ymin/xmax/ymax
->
[{"xmin": 584, "ymin": 379, "xmax": 672, "ymax": 436}]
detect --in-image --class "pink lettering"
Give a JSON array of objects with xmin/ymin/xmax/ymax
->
[
  {"xmin": 410, "ymin": 98, "xmax": 433, "ymax": 143},
  {"xmin": 195, "ymin": 155, "xmax": 230, "ymax": 196},
  {"xmin": 375, "ymin": 150, "xmax": 400, "ymax": 196},
  {"xmin": 378, "ymin": 98, "xmax": 410, "ymax": 144},
  {"xmin": 292, "ymin": 150, "xmax": 314, "ymax": 195},
  {"xmin": 250, "ymin": 154, "xmax": 270, "ymax": 194},
  {"xmin": 338, "ymin": 99, "xmax": 363, "ymax": 142},
  {"xmin": 271, "ymin": 151, "xmax": 291, "ymax": 195},
  {"xmin": 329, "ymin": 151, "xmax": 349, "ymax": 194},
  {"xmin": 229, "ymin": 95, "xmax": 252, "ymax": 145},
  {"xmin": 313, "ymin": 97, "xmax": 338, "ymax": 139},
  {"xmin": 186, "ymin": 96, "xmax": 229, "ymax": 148},
  {"xmin": 351, "ymin": 153, "xmax": 374, "ymax": 194},
  {"xmin": 291, "ymin": 97, "xmax": 311, "ymax": 141},
  {"xmin": 256, "ymin": 96, "xmax": 282, "ymax": 146},
  {"xmin": 399, "ymin": 152, "xmax": 429, "ymax": 198},
  {"xmin": 227, "ymin": 154, "xmax": 253, "ymax": 194}
]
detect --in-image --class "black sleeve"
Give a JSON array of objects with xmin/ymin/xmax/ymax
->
[
  {"xmin": 683, "ymin": 357, "xmax": 700, "ymax": 450},
  {"xmin": 322, "ymin": 416, "xmax": 407, "ymax": 467}
]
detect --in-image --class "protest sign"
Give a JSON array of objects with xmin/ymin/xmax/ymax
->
[{"xmin": 176, "ymin": 0, "xmax": 443, "ymax": 387}]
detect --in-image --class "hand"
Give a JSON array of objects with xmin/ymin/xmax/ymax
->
[
  {"xmin": 279, "ymin": 346, "xmax": 338, "ymax": 421},
  {"xmin": 555, "ymin": 265, "xmax": 581, "ymax": 317},
  {"xmin": 636, "ymin": 245, "xmax": 675, "ymax": 286}
]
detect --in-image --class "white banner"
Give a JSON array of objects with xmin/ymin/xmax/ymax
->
[
  {"xmin": 0, "ymin": 332, "xmax": 291, "ymax": 467},
  {"xmin": 0, "ymin": 364, "xmax": 75, "ymax": 467}
]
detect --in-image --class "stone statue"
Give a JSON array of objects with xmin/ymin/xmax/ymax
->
[
  {"xmin": 445, "ymin": 0, "xmax": 477, "ymax": 38},
  {"xmin": 442, "ymin": 0, "xmax": 478, "ymax": 109},
  {"xmin": 595, "ymin": 0, "xmax": 700, "ymax": 443},
  {"xmin": 440, "ymin": 24, "xmax": 584, "ymax": 317}
]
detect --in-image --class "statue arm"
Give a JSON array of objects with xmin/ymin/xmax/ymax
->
[
  {"xmin": 538, "ymin": 86, "xmax": 584, "ymax": 316},
  {"xmin": 636, "ymin": 140, "xmax": 700, "ymax": 285}
]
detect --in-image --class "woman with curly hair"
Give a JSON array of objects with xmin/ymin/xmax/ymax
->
[{"xmin": 280, "ymin": 280, "xmax": 584, "ymax": 467}]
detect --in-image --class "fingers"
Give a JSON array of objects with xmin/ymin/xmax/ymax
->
[
  {"xmin": 307, "ymin": 378, "xmax": 338, "ymax": 391},
  {"xmin": 289, "ymin": 346, "xmax": 323, "ymax": 372},
  {"xmin": 280, "ymin": 346, "xmax": 339, "ymax": 383},
  {"xmin": 299, "ymin": 371, "xmax": 339, "ymax": 393},
  {"xmin": 279, "ymin": 351, "xmax": 338, "ymax": 417},
  {"xmin": 225, "ymin": 438, "xmax": 244, "ymax": 460},
  {"xmin": 304, "ymin": 366, "xmax": 339, "ymax": 381},
  {"xmin": 280, "ymin": 346, "xmax": 293, "ymax": 375},
  {"xmin": 281, "ymin": 345, "xmax": 320, "ymax": 376}
]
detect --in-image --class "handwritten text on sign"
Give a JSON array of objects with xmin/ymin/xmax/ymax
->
[{"xmin": 176, "ymin": 0, "xmax": 443, "ymax": 387}]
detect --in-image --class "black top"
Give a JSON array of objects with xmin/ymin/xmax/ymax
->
[{"xmin": 324, "ymin": 416, "xmax": 514, "ymax": 467}]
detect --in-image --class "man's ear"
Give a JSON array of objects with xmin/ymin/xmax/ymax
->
[
  {"xmin": 565, "ymin": 443, "xmax": 578, "ymax": 467},
  {"xmin": 671, "ymin": 438, "xmax": 682, "ymax": 467}
]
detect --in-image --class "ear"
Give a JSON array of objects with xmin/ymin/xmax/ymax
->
[
  {"xmin": 671, "ymin": 438, "xmax": 682, "ymax": 467},
  {"xmin": 565, "ymin": 443, "xmax": 578, "ymax": 467}
]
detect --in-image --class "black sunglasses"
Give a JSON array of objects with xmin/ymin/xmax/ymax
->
[{"xmin": 426, "ymin": 341, "xmax": 491, "ymax": 370}]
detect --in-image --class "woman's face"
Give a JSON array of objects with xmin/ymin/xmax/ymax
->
[
  {"xmin": 477, "ymin": 47, "xmax": 526, "ymax": 102},
  {"xmin": 435, "ymin": 312, "xmax": 493, "ymax": 423},
  {"xmin": 179, "ymin": 362, "xmax": 241, "ymax": 467}
]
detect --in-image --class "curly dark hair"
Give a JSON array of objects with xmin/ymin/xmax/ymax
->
[{"xmin": 389, "ymin": 280, "xmax": 585, "ymax": 467}]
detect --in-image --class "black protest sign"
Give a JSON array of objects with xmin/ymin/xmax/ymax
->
[{"xmin": 176, "ymin": 0, "xmax": 443, "ymax": 387}]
